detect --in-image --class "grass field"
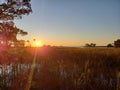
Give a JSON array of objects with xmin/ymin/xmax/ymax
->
[{"xmin": 0, "ymin": 47, "xmax": 120, "ymax": 90}]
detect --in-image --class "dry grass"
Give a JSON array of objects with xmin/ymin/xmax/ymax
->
[{"xmin": 0, "ymin": 47, "xmax": 120, "ymax": 90}]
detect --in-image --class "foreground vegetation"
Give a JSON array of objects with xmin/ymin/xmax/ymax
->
[{"xmin": 0, "ymin": 47, "xmax": 120, "ymax": 90}]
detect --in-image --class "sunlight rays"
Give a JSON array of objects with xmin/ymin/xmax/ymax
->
[{"xmin": 25, "ymin": 48, "xmax": 37, "ymax": 90}]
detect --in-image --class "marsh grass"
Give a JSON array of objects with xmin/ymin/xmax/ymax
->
[{"xmin": 0, "ymin": 47, "xmax": 120, "ymax": 90}]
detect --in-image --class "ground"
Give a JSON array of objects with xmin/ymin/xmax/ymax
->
[{"xmin": 0, "ymin": 47, "xmax": 120, "ymax": 90}]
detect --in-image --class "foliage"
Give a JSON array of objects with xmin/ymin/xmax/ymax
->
[
  {"xmin": 85, "ymin": 43, "xmax": 96, "ymax": 47},
  {"xmin": 0, "ymin": 0, "xmax": 32, "ymax": 20},
  {"xmin": 107, "ymin": 43, "xmax": 113, "ymax": 47},
  {"xmin": 0, "ymin": 22, "xmax": 28, "ymax": 46},
  {"xmin": 0, "ymin": 0, "xmax": 32, "ymax": 47},
  {"xmin": 114, "ymin": 39, "xmax": 120, "ymax": 48}
]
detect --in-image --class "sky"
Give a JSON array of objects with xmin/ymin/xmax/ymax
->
[{"xmin": 15, "ymin": 0, "xmax": 120, "ymax": 46}]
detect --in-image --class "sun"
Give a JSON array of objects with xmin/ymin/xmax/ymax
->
[{"xmin": 35, "ymin": 41, "xmax": 43, "ymax": 47}]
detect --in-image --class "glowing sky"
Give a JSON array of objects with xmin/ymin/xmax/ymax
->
[{"xmin": 15, "ymin": 0, "xmax": 120, "ymax": 46}]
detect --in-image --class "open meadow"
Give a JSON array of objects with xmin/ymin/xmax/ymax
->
[{"xmin": 0, "ymin": 47, "xmax": 120, "ymax": 90}]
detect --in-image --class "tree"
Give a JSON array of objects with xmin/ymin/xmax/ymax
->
[
  {"xmin": 0, "ymin": 22, "xmax": 28, "ymax": 45},
  {"xmin": 0, "ymin": 0, "xmax": 32, "ymax": 47},
  {"xmin": 90, "ymin": 43, "xmax": 96, "ymax": 47},
  {"xmin": 85, "ymin": 43, "xmax": 96, "ymax": 47},
  {"xmin": 107, "ymin": 43, "xmax": 113, "ymax": 47},
  {"xmin": 85, "ymin": 43, "xmax": 91, "ymax": 47},
  {"xmin": 114, "ymin": 39, "xmax": 120, "ymax": 48},
  {"xmin": 0, "ymin": 0, "xmax": 32, "ymax": 20}
]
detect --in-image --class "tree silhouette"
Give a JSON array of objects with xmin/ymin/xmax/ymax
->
[
  {"xmin": 114, "ymin": 39, "xmax": 120, "ymax": 48},
  {"xmin": 0, "ymin": 0, "xmax": 32, "ymax": 20},
  {"xmin": 90, "ymin": 43, "xmax": 96, "ymax": 47},
  {"xmin": 0, "ymin": 0, "xmax": 32, "ymax": 47},
  {"xmin": 85, "ymin": 43, "xmax": 96, "ymax": 47},
  {"xmin": 107, "ymin": 43, "xmax": 113, "ymax": 47}
]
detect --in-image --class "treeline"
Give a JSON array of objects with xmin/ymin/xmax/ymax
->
[{"xmin": 85, "ymin": 39, "xmax": 120, "ymax": 48}]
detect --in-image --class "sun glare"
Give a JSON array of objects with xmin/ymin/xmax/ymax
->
[{"xmin": 35, "ymin": 41, "xmax": 43, "ymax": 47}]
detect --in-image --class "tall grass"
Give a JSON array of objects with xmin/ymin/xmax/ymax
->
[{"xmin": 0, "ymin": 47, "xmax": 120, "ymax": 90}]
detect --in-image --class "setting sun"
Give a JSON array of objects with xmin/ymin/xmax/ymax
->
[{"xmin": 35, "ymin": 41, "xmax": 43, "ymax": 47}]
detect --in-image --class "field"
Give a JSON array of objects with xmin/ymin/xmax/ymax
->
[{"xmin": 0, "ymin": 47, "xmax": 120, "ymax": 90}]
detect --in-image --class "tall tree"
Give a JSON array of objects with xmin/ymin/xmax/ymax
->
[{"xmin": 0, "ymin": 0, "xmax": 32, "ymax": 47}]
